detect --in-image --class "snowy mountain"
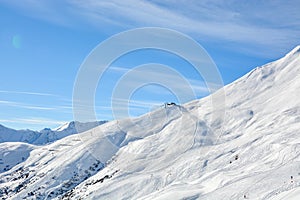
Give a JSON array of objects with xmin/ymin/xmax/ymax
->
[
  {"xmin": 0, "ymin": 125, "xmax": 39, "ymax": 144},
  {"xmin": 0, "ymin": 121, "xmax": 107, "ymax": 176},
  {"xmin": 0, "ymin": 121, "xmax": 107, "ymax": 145},
  {"xmin": 0, "ymin": 46, "xmax": 300, "ymax": 199}
]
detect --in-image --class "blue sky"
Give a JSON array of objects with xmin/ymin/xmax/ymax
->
[{"xmin": 0, "ymin": 0, "xmax": 299, "ymax": 130}]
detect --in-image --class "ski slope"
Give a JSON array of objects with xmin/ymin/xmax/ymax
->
[{"xmin": 0, "ymin": 46, "xmax": 300, "ymax": 199}]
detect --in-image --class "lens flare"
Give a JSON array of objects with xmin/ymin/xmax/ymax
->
[{"xmin": 12, "ymin": 35, "xmax": 21, "ymax": 49}]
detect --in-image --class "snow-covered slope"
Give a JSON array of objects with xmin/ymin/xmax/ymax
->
[
  {"xmin": 0, "ymin": 121, "xmax": 107, "ymax": 178},
  {"xmin": 0, "ymin": 121, "xmax": 107, "ymax": 145},
  {"xmin": 1, "ymin": 46, "xmax": 300, "ymax": 199}
]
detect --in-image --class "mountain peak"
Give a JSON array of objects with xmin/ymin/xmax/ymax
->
[{"xmin": 54, "ymin": 120, "xmax": 107, "ymax": 133}]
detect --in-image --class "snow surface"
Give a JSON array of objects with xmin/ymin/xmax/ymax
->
[{"xmin": 0, "ymin": 46, "xmax": 300, "ymax": 199}]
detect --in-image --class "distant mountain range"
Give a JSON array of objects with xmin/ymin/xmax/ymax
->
[{"xmin": 0, "ymin": 121, "xmax": 107, "ymax": 145}]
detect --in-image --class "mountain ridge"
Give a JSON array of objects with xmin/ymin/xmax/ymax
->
[
  {"xmin": 0, "ymin": 120, "xmax": 107, "ymax": 145},
  {"xmin": 0, "ymin": 46, "xmax": 300, "ymax": 199}
]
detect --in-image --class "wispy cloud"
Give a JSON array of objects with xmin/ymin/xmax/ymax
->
[
  {"xmin": 0, "ymin": 118, "xmax": 66, "ymax": 125},
  {"xmin": 15, "ymin": 118, "xmax": 66, "ymax": 125},
  {"xmin": 108, "ymin": 98, "xmax": 163, "ymax": 119},
  {"xmin": 2, "ymin": 0, "xmax": 299, "ymax": 56},
  {"xmin": 0, "ymin": 0, "xmax": 74, "ymax": 26},
  {"xmin": 0, "ymin": 100, "xmax": 56, "ymax": 110},
  {"xmin": 111, "ymin": 98, "xmax": 162, "ymax": 109},
  {"xmin": 0, "ymin": 91, "xmax": 73, "ymax": 112},
  {"xmin": 109, "ymin": 66, "xmax": 130, "ymax": 73},
  {"xmin": 135, "ymin": 78, "xmax": 209, "ymax": 97},
  {"xmin": 73, "ymin": 0, "xmax": 300, "ymax": 56},
  {"xmin": 0, "ymin": 90, "xmax": 57, "ymax": 97},
  {"xmin": 112, "ymin": 66, "xmax": 210, "ymax": 97},
  {"xmin": 0, "ymin": 118, "xmax": 67, "ymax": 130}
]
